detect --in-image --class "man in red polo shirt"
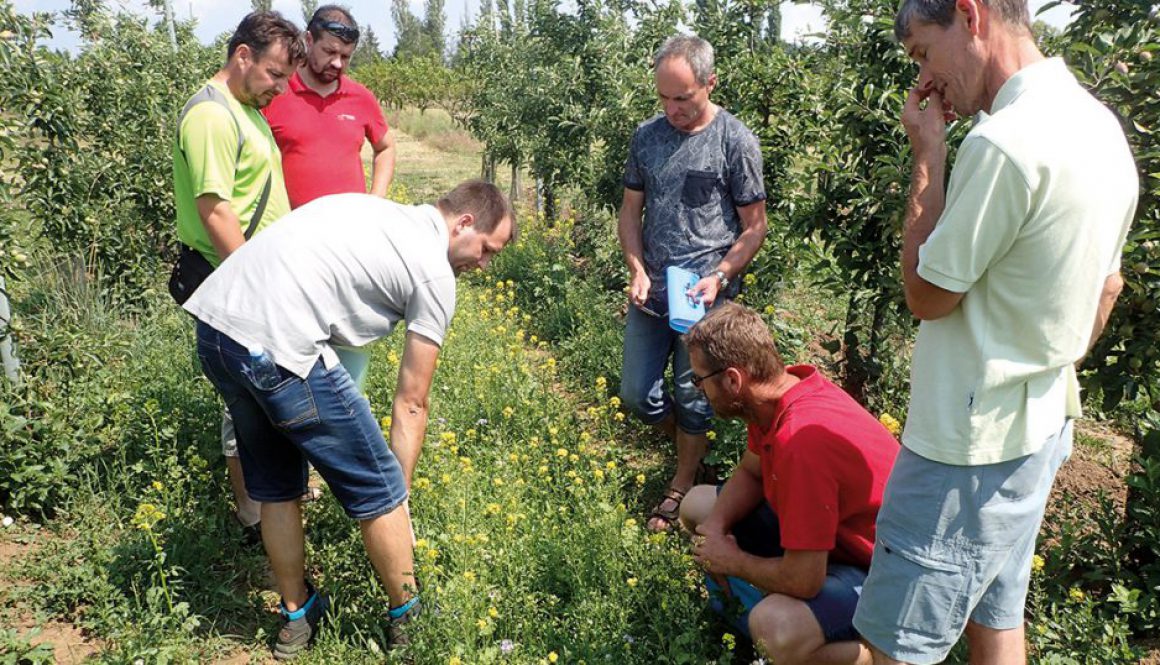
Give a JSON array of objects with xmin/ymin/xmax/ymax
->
[
  {"xmin": 679, "ymin": 302, "xmax": 899, "ymax": 665},
  {"xmin": 264, "ymin": 5, "xmax": 395, "ymax": 389},
  {"xmin": 263, "ymin": 5, "xmax": 395, "ymax": 210}
]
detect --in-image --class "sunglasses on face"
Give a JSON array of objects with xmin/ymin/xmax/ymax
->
[
  {"xmin": 691, "ymin": 367, "xmax": 727, "ymax": 389},
  {"xmin": 313, "ymin": 20, "xmax": 359, "ymax": 43}
]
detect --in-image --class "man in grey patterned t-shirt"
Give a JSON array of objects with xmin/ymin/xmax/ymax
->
[{"xmin": 617, "ymin": 34, "xmax": 768, "ymax": 532}]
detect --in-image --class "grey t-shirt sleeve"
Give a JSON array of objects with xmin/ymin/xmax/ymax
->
[
  {"xmin": 727, "ymin": 125, "xmax": 766, "ymax": 207},
  {"xmin": 623, "ymin": 128, "xmax": 645, "ymax": 191},
  {"xmin": 405, "ymin": 277, "xmax": 456, "ymax": 347}
]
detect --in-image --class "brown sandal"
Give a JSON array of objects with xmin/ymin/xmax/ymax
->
[{"xmin": 647, "ymin": 486, "xmax": 688, "ymax": 532}]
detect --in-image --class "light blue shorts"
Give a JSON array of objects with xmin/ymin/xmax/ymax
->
[{"xmin": 853, "ymin": 420, "xmax": 1073, "ymax": 664}]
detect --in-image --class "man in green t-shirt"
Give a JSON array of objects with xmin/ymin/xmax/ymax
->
[{"xmin": 172, "ymin": 10, "xmax": 304, "ymax": 541}]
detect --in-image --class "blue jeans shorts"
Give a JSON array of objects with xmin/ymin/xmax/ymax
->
[
  {"xmin": 619, "ymin": 304, "xmax": 713, "ymax": 434},
  {"xmin": 196, "ymin": 321, "xmax": 408, "ymax": 520},
  {"xmin": 706, "ymin": 500, "xmax": 867, "ymax": 643},
  {"xmin": 853, "ymin": 421, "xmax": 1073, "ymax": 664}
]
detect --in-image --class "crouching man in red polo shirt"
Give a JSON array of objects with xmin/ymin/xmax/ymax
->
[{"xmin": 679, "ymin": 302, "xmax": 899, "ymax": 665}]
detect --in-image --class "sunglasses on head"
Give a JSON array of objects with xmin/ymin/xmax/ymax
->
[{"xmin": 312, "ymin": 20, "xmax": 359, "ymax": 43}]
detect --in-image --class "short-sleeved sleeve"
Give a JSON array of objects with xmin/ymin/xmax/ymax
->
[
  {"xmin": 623, "ymin": 129, "xmax": 645, "ymax": 191},
  {"xmin": 405, "ymin": 277, "xmax": 456, "ymax": 347},
  {"xmin": 774, "ymin": 434, "xmax": 841, "ymax": 552},
  {"xmin": 726, "ymin": 125, "xmax": 766, "ymax": 207},
  {"xmin": 917, "ymin": 137, "xmax": 1032, "ymax": 294},
  {"xmin": 179, "ymin": 102, "xmax": 241, "ymax": 201}
]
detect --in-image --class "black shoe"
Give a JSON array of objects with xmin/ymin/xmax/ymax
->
[{"xmin": 274, "ymin": 582, "xmax": 329, "ymax": 661}]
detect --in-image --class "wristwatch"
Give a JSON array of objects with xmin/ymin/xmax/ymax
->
[{"xmin": 713, "ymin": 270, "xmax": 729, "ymax": 289}]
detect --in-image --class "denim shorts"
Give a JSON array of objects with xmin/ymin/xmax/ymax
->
[
  {"xmin": 195, "ymin": 321, "xmax": 408, "ymax": 520},
  {"xmin": 853, "ymin": 421, "xmax": 1073, "ymax": 664},
  {"xmin": 619, "ymin": 304, "xmax": 713, "ymax": 434},
  {"xmin": 706, "ymin": 500, "xmax": 867, "ymax": 643}
]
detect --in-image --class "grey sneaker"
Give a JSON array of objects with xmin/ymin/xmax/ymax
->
[
  {"xmin": 387, "ymin": 598, "xmax": 421, "ymax": 650},
  {"xmin": 274, "ymin": 583, "xmax": 329, "ymax": 661}
]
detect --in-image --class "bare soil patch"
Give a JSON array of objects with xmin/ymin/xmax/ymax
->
[{"xmin": 0, "ymin": 528, "xmax": 102, "ymax": 663}]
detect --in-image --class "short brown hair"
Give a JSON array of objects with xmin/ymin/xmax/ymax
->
[
  {"xmin": 684, "ymin": 302, "xmax": 785, "ymax": 383},
  {"xmin": 227, "ymin": 11, "xmax": 306, "ymax": 64},
  {"xmin": 436, "ymin": 180, "xmax": 518, "ymax": 242},
  {"xmin": 894, "ymin": 0, "xmax": 1031, "ymax": 41}
]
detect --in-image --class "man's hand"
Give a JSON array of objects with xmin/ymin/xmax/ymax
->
[
  {"xmin": 901, "ymin": 83, "xmax": 951, "ymax": 162},
  {"xmin": 688, "ymin": 275, "xmax": 720, "ymax": 308},
  {"xmin": 629, "ymin": 270, "xmax": 651, "ymax": 308},
  {"xmin": 693, "ymin": 525, "xmax": 743, "ymax": 579}
]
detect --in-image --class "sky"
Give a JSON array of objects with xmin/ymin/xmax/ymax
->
[{"xmin": 14, "ymin": 0, "xmax": 1078, "ymax": 54}]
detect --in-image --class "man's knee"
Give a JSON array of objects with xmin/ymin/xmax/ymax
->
[
  {"xmin": 677, "ymin": 484, "xmax": 716, "ymax": 531},
  {"xmin": 748, "ymin": 594, "xmax": 823, "ymax": 665}
]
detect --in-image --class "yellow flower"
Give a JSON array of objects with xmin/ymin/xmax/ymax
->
[
  {"xmin": 151, "ymin": 481, "xmax": 164, "ymax": 491},
  {"xmin": 414, "ymin": 477, "xmax": 432, "ymax": 490},
  {"xmin": 624, "ymin": 518, "xmax": 637, "ymax": 529},
  {"xmin": 463, "ymin": 571, "xmax": 477, "ymax": 582},
  {"xmin": 450, "ymin": 657, "xmax": 463, "ymax": 665},
  {"xmin": 503, "ymin": 406, "xmax": 514, "ymax": 419},
  {"xmin": 593, "ymin": 469, "xmax": 605, "ymax": 480},
  {"xmin": 440, "ymin": 431, "xmax": 457, "ymax": 444},
  {"xmin": 635, "ymin": 473, "xmax": 646, "ymax": 486},
  {"xmin": 476, "ymin": 618, "xmax": 489, "ymax": 630},
  {"xmin": 556, "ymin": 447, "xmax": 569, "ymax": 457},
  {"xmin": 415, "ymin": 538, "xmax": 430, "ymax": 550},
  {"xmin": 488, "ymin": 606, "xmax": 499, "ymax": 618},
  {"xmin": 380, "ymin": 415, "xmax": 393, "ymax": 430},
  {"xmin": 626, "ymin": 577, "xmax": 638, "ymax": 588},
  {"xmin": 743, "ymin": 273, "xmax": 757, "ymax": 287},
  {"xmin": 487, "ymin": 503, "xmax": 502, "ymax": 515},
  {"xmin": 493, "ymin": 477, "xmax": 505, "ymax": 487},
  {"xmin": 706, "ymin": 430, "xmax": 717, "ymax": 441},
  {"xmin": 605, "ymin": 461, "xmax": 617, "ymax": 470},
  {"xmin": 548, "ymin": 652, "xmax": 559, "ymax": 663},
  {"xmin": 496, "ymin": 280, "xmax": 505, "ymax": 290},
  {"xmin": 1069, "ymin": 587, "xmax": 1085, "ymax": 602},
  {"xmin": 614, "ymin": 412, "xmax": 625, "ymax": 422},
  {"xmin": 609, "ymin": 396, "xmax": 621, "ymax": 408},
  {"xmin": 879, "ymin": 413, "xmax": 902, "ymax": 436},
  {"xmin": 1031, "ymin": 554, "xmax": 1045, "ymax": 573},
  {"xmin": 763, "ymin": 305, "xmax": 776, "ymax": 315}
]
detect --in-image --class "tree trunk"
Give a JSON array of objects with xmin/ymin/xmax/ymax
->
[
  {"xmin": 0, "ymin": 277, "xmax": 21, "ymax": 384},
  {"xmin": 841, "ymin": 292, "xmax": 866, "ymax": 403},
  {"xmin": 510, "ymin": 162, "xmax": 521, "ymax": 207}
]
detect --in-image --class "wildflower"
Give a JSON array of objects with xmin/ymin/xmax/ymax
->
[
  {"xmin": 477, "ymin": 618, "xmax": 489, "ymax": 630},
  {"xmin": 488, "ymin": 606, "xmax": 499, "ymax": 618},
  {"xmin": 501, "ymin": 639, "xmax": 515, "ymax": 654},
  {"xmin": 1068, "ymin": 587, "xmax": 1085, "ymax": 603},
  {"xmin": 441, "ymin": 473, "xmax": 452, "ymax": 484},
  {"xmin": 609, "ymin": 396, "xmax": 621, "ymax": 408},
  {"xmin": 466, "ymin": 429, "xmax": 477, "ymax": 438},
  {"xmin": 635, "ymin": 473, "xmax": 646, "ymax": 486},
  {"xmin": 626, "ymin": 577, "xmax": 638, "ymax": 588},
  {"xmin": 496, "ymin": 280, "xmax": 505, "ymax": 290},
  {"xmin": 464, "ymin": 571, "xmax": 477, "ymax": 582},
  {"xmin": 764, "ymin": 305, "xmax": 776, "ymax": 315},
  {"xmin": 569, "ymin": 454, "xmax": 579, "ymax": 463},
  {"xmin": 624, "ymin": 518, "xmax": 637, "ymax": 529},
  {"xmin": 605, "ymin": 461, "xmax": 617, "ymax": 470},
  {"xmin": 506, "ymin": 280, "xmax": 515, "ymax": 289},
  {"xmin": 879, "ymin": 413, "xmax": 902, "ymax": 436},
  {"xmin": 706, "ymin": 430, "xmax": 717, "ymax": 442},
  {"xmin": 388, "ymin": 350, "xmax": 400, "ymax": 364},
  {"xmin": 493, "ymin": 477, "xmax": 505, "ymax": 487},
  {"xmin": 487, "ymin": 503, "xmax": 502, "ymax": 515},
  {"xmin": 722, "ymin": 632, "xmax": 737, "ymax": 651},
  {"xmin": 450, "ymin": 657, "xmax": 463, "ymax": 665},
  {"xmin": 548, "ymin": 427, "xmax": 559, "ymax": 438},
  {"xmin": 503, "ymin": 406, "xmax": 514, "ymax": 419},
  {"xmin": 414, "ymin": 477, "xmax": 432, "ymax": 490},
  {"xmin": 614, "ymin": 412, "xmax": 625, "ymax": 422},
  {"xmin": 548, "ymin": 652, "xmax": 559, "ymax": 663},
  {"xmin": 151, "ymin": 481, "xmax": 164, "ymax": 491},
  {"xmin": 743, "ymin": 273, "xmax": 757, "ymax": 287},
  {"xmin": 1031, "ymin": 554, "xmax": 1045, "ymax": 573},
  {"xmin": 441, "ymin": 431, "xmax": 458, "ymax": 444},
  {"xmin": 593, "ymin": 469, "xmax": 605, "ymax": 480},
  {"xmin": 380, "ymin": 415, "xmax": 393, "ymax": 430},
  {"xmin": 579, "ymin": 432, "xmax": 591, "ymax": 442},
  {"xmin": 556, "ymin": 447, "xmax": 568, "ymax": 457}
]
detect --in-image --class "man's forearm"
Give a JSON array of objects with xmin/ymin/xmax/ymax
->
[
  {"xmin": 370, "ymin": 146, "xmax": 395, "ymax": 197},
  {"xmin": 389, "ymin": 399, "xmax": 429, "ymax": 487},
  {"xmin": 732, "ymin": 552, "xmax": 821, "ymax": 599},
  {"xmin": 201, "ymin": 206, "xmax": 246, "ymax": 262},
  {"xmin": 902, "ymin": 157, "xmax": 946, "ymax": 297},
  {"xmin": 714, "ymin": 222, "xmax": 767, "ymax": 280},
  {"xmin": 1085, "ymin": 272, "xmax": 1125, "ymax": 356}
]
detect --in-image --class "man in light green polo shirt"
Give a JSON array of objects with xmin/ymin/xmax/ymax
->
[
  {"xmin": 853, "ymin": 2, "xmax": 1138, "ymax": 664},
  {"xmin": 172, "ymin": 10, "xmax": 305, "ymax": 542}
]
